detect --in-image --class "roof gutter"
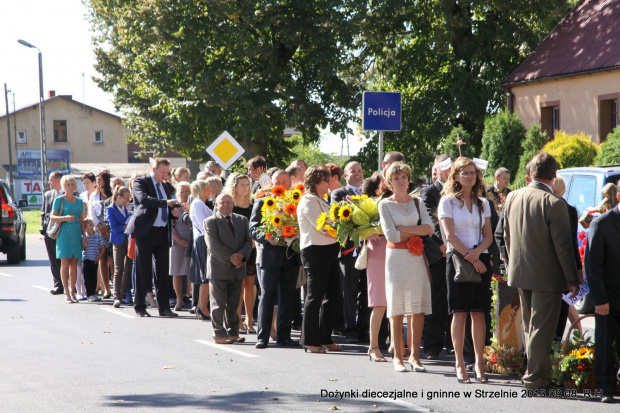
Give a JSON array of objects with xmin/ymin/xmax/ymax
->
[{"xmin": 501, "ymin": 65, "xmax": 620, "ymax": 88}]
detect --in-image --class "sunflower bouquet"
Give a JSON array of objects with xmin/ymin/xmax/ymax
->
[
  {"xmin": 551, "ymin": 329, "xmax": 596, "ymax": 389},
  {"xmin": 256, "ymin": 184, "xmax": 304, "ymax": 252},
  {"xmin": 317, "ymin": 194, "xmax": 383, "ymax": 247}
]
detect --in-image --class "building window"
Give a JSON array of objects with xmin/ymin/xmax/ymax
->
[
  {"xmin": 16, "ymin": 130, "xmax": 27, "ymax": 144},
  {"xmin": 94, "ymin": 130, "xmax": 103, "ymax": 144},
  {"xmin": 540, "ymin": 103, "xmax": 560, "ymax": 139},
  {"xmin": 599, "ymin": 95, "xmax": 619, "ymax": 142},
  {"xmin": 53, "ymin": 120, "xmax": 67, "ymax": 142}
]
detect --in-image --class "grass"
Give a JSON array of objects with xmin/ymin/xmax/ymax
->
[{"xmin": 23, "ymin": 210, "xmax": 42, "ymax": 235}]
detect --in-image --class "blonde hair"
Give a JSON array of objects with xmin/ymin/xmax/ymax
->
[
  {"xmin": 176, "ymin": 181, "xmax": 191, "ymax": 192},
  {"xmin": 60, "ymin": 175, "xmax": 76, "ymax": 189},
  {"xmin": 206, "ymin": 176, "xmax": 223, "ymax": 197},
  {"xmin": 385, "ymin": 162, "xmax": 412, "ymax": 187},
  {"xmin": 112, "ymin": 186, "xmax": 131, "ymax": 203},
  {"xmin": 191, "ymin": 179, "xmax": 210, "ymax": 198},
  {"xmin": 224, "ymin": 173, "xmax": 252, "ymax": 206},
  {"xmin": 552, "ymin": 175, "xmax": 566, "ymax": 197},
  {"xmin": 173, "ymin": 167, "xmax": 191, "ymax": 183}
]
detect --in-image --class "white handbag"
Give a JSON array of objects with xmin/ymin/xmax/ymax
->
[{"xmin": 354, "ymin": 243, "xmax": 368, "ymax": 270}]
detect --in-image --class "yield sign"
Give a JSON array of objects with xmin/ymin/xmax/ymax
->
[{"xmin": 206, "ymin": 131, "xmax": 245, "ymax": 170}]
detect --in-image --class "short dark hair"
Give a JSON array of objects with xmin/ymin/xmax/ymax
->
[
  {"xmin": 434, "ymin": 154, "xmax": 451, "ymax": 165},
  {"xmin": 81, "ymin": 172, "xmax": 96, "ymax": 183},
  {"xmin": 494, "ymin": 167, "xmax": 510, "ymax": 178},
  {"xmin": 50, "ymin": 171, "xmax": 63, "ymax": 180},
  {"xmin": 530, "ymin": 152, "xmax": 557, "ymax": 180},
  {"xmin": 325, "ymin": 163, "xmax": 342, "ymax": 180},
  {"xmin": 247, "ymin": 156, "xmax": 267, "ymax": 171},
  {"xmin": 384, "ymin": 151, "xmax": 405, "ymax": 163},
  {"xmin": 285, "ymin": 165, "xmax": 303, "ymax": 179},
  {"xmin": 304, "ymin": 164, "xmax": 330, "ymax": 195},
  {"xmin": 361, "ymin": 172, "xmax": 383, "ymax": 196},
  {"xmin": 292, "ymin": 159, "xmax": 308, "ymax": 168},
  {"xmin": 152, "ymin": 157, "xmax": 170, "ymax": 168}
]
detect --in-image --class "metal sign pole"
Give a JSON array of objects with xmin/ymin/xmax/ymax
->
[
  {"xmin": 378, "ymin": 130, "xmax": 383, "ymax": 172},
  {"xmin": 4, "ymin": 84, "xmax": 13, "ymax": 193}
]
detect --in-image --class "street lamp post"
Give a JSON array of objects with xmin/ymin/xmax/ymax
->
[{"xmin": 17, "ymin": 39, "xmax": 47, "ymax": 195}]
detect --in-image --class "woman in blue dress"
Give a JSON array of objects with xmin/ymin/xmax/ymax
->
[{"xmin": 51, "ymin": 176, "xmax": 86, "ymax": 304}]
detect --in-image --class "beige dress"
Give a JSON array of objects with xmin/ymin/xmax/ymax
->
[{"xmin": 378, "ymin": 199, "xmax": 433, "ymax": 317}]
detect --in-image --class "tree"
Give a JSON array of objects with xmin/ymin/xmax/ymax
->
[
  {"xmin": 542, "ymin": 131, "xmax": 599, "ymax": 169},
  {"xmin": 480, "ymin": 111, "xmax": 526, "ymax": 179},
  {"xmin": 86, "ymin": 0, "xmax": 362, "ymax": 166},
  {"xmin": 353, "ymin": 0, "xmax": 575, "ymax": 177},
  {"xmin": 514, "ymin": 124, "xmax": 550, "ymax": 185},
  {"xmin": 594, "ymin": 126, "xmax": 620, "ymax": 166}
]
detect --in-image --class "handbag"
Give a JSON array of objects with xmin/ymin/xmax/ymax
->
[
  {"xmin": 296, "ymin": 266, "xmax": 308, "ymax": 289},
  {"xmin": 127, "ymin": 237, "xmax": 136, "ymax": 260},
  {"xmin": 452, "ymin": 205, "xmax": 483, "ymax": 283},
  {"xmin": 354, "ymin": 243, "xmax": 368, "ymax": 270},
  {"xmin": 46, "ymin": 196, "xmax": 65, "ymax": 240},
  {"xmin": 413, "ymin": 198, "xmax": 443, "ymax": 265}
]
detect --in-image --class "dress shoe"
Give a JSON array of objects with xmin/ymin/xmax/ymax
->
[
  {"xmin": 276, "ymin": 339, "xmax": 300, "ymax": 347},
  {"xmin": 255, "ymin": 340, "xmax": 268, "ymax": 349},
  {"xmin": 158, "ymin": 309, "xmax": 179, "ymax": 317},
  {"xmin": 291, "ymin": 321, "xmax": 302, "ymax": 331},
  {"xmin": 465, "ymin": 363, "xmax": 474, "ymax": 372},
  {"xmin": 601, "ymin": 396, "xmax": 615, "ymax": 404},
  {"xmin": 229, "ymin": 336, "xmax": 245, "ymax": 343},
  {"xmin": 136, "ymin": 310, "xmax": 151, "ymax": 317},
  {"xmin": 426, "ymin": 353, "xmax": 439, "ymax": 360},
  {"xmin": 345, "ymin": 336, "xmax": 358, "ymax": 344},
  {"xmin": 50, "ymin": 288, "xmax": 64, "ymax": 295},
  {"xmin": 214, "ymin": 337, "xmax": 233, "ymax": 344},
  {"xmin": 189, "ymin": 306, "xmax": 197, "ymax": 315}
]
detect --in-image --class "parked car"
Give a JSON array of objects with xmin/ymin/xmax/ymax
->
[
  {"xmin": 556, "ymin": 165, "xmax": 620, "ymax": 314},
  {"xmin": 0, "ymin": 179, "xmax": 27, "ymax": 264}
]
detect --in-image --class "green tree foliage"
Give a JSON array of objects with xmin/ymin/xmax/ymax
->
[
  {"xmin": 542, "ymin": 131, "xmax": 599, "ymax": 169},
  {"xmin": 353, "ymin": 0, "xmax": 574, "ymax": 177},
  {"xmin": 594, "ymin": 126, "xmax": 620, "ymax": 166},
  {"xmin": 285, "ymin": 134, "xmax": 343, "ymax": 167},
  {"xmin": 480, "ymin": 111, "xmax": 526, "ymax": 179},
  {"xmin": 443, "ymin": 125, "xmax": 475, "ymax": 159},
  {"xmin": 86, "ymin": 0, "xmax": 362, "ymax": 166},
  {"xmin": 514, "ymin": 124, "xmax": 550, "ymax": 185}
]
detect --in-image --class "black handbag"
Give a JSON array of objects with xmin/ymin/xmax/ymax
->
[{"xmin": 413, "ymin": 198, "xmax": 444, "ymax": 264}]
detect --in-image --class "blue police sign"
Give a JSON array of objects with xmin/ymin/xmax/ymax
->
[{"xmin": 362, "ymin": 91, "xmax": 402, "ymax": 131}]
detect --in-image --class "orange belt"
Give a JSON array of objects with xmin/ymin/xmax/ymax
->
[{"xmin": 387, "ymin": 240, "xmax": 408, "ymax": 249}]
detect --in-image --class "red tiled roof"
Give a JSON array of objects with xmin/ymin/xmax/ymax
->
[{"xmin": 503, "ymin": 0, "xmax": 620, "ymax": 86}]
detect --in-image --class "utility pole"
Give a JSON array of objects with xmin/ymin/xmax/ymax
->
[{"xmin": 4, "ymin": 84, "xmax": 14, "ymax": 193}]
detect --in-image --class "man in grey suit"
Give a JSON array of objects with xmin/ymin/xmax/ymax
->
[
  {"xmin": 503, "ymin": 152, "xmax": 580, "ymax": 390},
  {"xmin": 40, "ymin": 171, "xmax": 63, "ymax": 295},
  {"xmin": 204, "ymin": 194, "xmax": 252, "ymax": 344}
]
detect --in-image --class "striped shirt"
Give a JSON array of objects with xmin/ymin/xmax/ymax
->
[{"xmin": 83, "ymin": 233, "xmax": 105, "ymax": 261}]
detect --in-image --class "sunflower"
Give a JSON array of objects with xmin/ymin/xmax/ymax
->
[
  {"xmin": 262, "ymin": 197, "xmax": 276, "ymax": 211},
  {"xmin": 329, "ymin": 203, "xmax": 340, "ymax": 222},
  {"xmin": 291, "ymin": 189, "xmax": 303, "ymax": 202},
  {"xmin": 282, "ymin": 225, "xmax": 295, "ymax": 238},
  {"xmin": 338, "ymin": 205, "xmax": 353, "ymax": 221},
  {"xmin": 325, "ymin": 225, "xmax": 337, "ymax": 238},
  {"xmin": 295, "ymin": 183, "xmax": 305, "ymax": 192},
  {"xmin": 316, "ymin": 212, "xmax": 327, "ymax": 231},
  {"xmin": 271, "ymin": 185, "xmax": 286, "ymax": 197},
  {"xmin": 271, "ymin": 215, "xmax": 283, "ymax": 227},
  {"xmin": 284, "ymin": 203, "xmax": 297, "ymax": 216}
]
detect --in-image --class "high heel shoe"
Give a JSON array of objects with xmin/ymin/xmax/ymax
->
[
  {"xmin": 195, "ymin": 307, "xmax": 211, "ymax": 321},
  {"xmin": 406, "ymin": 359, "xmax": 426, "ymax": 372},
  {"xmin": 393, "ymin": 360, "xmax": 407, "ymax": 372},
  {"xmin": 474, "ymin": 369, "xmax": 489, "ymax": 383},
  {"xmin": 322, "ymin": 343, "xmax": 343, "ymax": 352},
  {"xmin": 303, "ymin": 345, "xmax": 326, "ymax": 353},
  {"xmin": 71, "ymin": 295, "xmax": 79, "ymax": 303},
  {"xmin": 368, "ymin": 347, "xmax": 387, "ymax": 362},
  {"xmin": 244, "ymin": 323, "xmax": 256, "ymax": 334},
  {"xmin": 456, "ymin": 366, "xmax": 471, "ymax": 383}
]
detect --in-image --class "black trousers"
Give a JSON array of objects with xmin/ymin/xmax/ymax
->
[
  {"xmin": 338, "ymin": 255, "xmax": 362, "ymax": 338},
  {"xmin": 44, "ymin": 235, "xmax": 62, "ymax": 291},
  {"xmin": 134, "ymin": 227, "xmax": 171, "ymax": 313},
  {"xmin": 257, "ymin": 258, "xmax": 299, "ymax": 343},
  {"xmin": 300, "ymin": 243, "xmax": 342, "ymax": 347},
  {"xmin": 594, "ymin": 309, "xmax": 620, "ymax": 396},
  {"xmin": 82, "ymin": 259, "xmax": 99, "ymax": 297},
  {"xmin": 423, "ymin": 259, "xmax": 449, "ymax": 356}
]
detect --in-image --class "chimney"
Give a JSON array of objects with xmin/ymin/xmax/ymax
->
[{"xmin": 48, "ymin": 90, "xmax": 55, "ymax": 98}]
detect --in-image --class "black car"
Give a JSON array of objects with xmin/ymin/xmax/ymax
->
[{"xmin": 0, "ymin": 179, "xmax": 27, "ymax": 264}]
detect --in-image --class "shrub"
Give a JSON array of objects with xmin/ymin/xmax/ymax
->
[
  {"xmin": 480, "ymin": 111, "xmax": 526, "ymax": 181},
  {"xmin": 541, "ymin": 130, "xmax": 599, "ymax": 170},
  {"xmin": 442, "ymin": 125, "xmax": 476, "ymax": 159},
  {"xmin": 514, "ymin": 124, "xmax": 550, "ymax": 186},
  {"xmin": 594, "ymin": 126, "xmax": 620, "ymax": 166}
]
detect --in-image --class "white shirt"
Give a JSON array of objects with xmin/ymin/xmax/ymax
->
[
  {"xmin": 151, "ymin": 175, "xmax": 168, "ymax": 227},
  {"xmin": 346, "ymin": 184, "xmax": 361, "ymax": 195},
  {"xmin": 190, "ymin": 198, "xmax": 213, "ymax": 239},
  {"xmin": 88, "ymin": 191, "xmax": 102, "ymax": 225},
  {"xmin": 438, "ymin": 195, "xmax": 491, "ymax": 252},
  {"xmin": 532, "ymin": 180, "xmax": 553, "ymax": 193}
]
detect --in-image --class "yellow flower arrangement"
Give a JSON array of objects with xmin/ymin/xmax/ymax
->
[
  {"xmin": 262, "ymin": 197, "xmax": 276, "ymax": 211},
  {"xmin": 325, "ymin": 225, "xmax": 338, "ymax": 238},
  {"xmin": 316, "ymin": 212, "xmax": 327, "ymax": 231},
  {"xmin": 291, "ymin": 189, "xmax": 303, "ymax": 202},
  {"xmin": 329, "ymin": 203, "xmax": 339, "ymax": 222},
  {"xmin": 257, "ymin": 189, "xmax": 304, "ymax": 252},
  {"xmin": 338, "ymin": 205, "xmax": 353, "ymax": 221}
]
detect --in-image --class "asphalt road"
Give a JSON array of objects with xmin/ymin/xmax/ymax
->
[{"xmin": 0, "ymin": 235, "xmax": 613, "ymax": 412}]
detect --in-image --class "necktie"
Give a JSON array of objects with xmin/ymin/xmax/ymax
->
[
  {"xmin": 156, "ymin": 182, "xmax": 168, "ymax": 223},
  {"xmin": 226, "ymin": 216, "xmax": 235, "ymax": 237}
]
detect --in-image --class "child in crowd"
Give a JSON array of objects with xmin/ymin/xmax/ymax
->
[
  {"xmin": 83, "ymin": 218, "xmax": 106, "ymax": 302},
  {"xmin": 107, "ymin": 186, "xmax": 134, "ymax": 308}
]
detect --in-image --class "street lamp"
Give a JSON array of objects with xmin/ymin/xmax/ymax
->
[{"xmin": 17, "ymin": 39, "xmax": 47, "ymax": 195}]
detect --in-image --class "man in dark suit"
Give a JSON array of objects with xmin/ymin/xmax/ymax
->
[
  {"xmin": 40, "ymin": 171, "xmax": 63, "ymax": 295},
  {"xmin": 126, "ymin": 158, "xmax": 181, "ymax": 317},
  {"xmin": 246, "ymin": 156, "xmax": 267, "ymax": 194},
  {"xmin": 331, "ymin": 161, "xmax": 368, "ymax": 344},
  {"xmin": 250, "ymin": 170, "xmax": 301, "ymax": 348},
  {"xmin": 503, "ymin": 152, "xmax": 580, "ymax": 390},
  {"xmin": 205, "ymin": 194, "xmax": 252, "ymax": 344},
  {"xmin": 585, "ymin": 188, "xmax": 620, "ymax": 403},
  {"xmin": 419, "ymin": 154, "xmax": 452, "ymax": 359}
]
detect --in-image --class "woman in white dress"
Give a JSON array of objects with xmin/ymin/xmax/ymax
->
[{"xmin": 379, "ymin": 162, "xmax": 434, "ymax": 372}]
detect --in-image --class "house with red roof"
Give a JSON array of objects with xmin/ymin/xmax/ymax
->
[{"xmin": 503, "ymin": 0, "xmax": 620, "ymax": 143}]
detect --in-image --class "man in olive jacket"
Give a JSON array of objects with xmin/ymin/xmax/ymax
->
[{"xmin": 503, "ymin": 152, "xmax": 579, "ymax": 390}]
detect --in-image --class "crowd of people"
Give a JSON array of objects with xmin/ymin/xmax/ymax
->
[{"xmin": 39, "ymin": 151, "xmax": 619, "ymax": 403}]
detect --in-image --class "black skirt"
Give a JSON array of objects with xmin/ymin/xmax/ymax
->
[
  {"xmin": 189, "ymin": 234, "xmax": 208, "ymax": 284},
  {"xmin": 446, "ymin": 252, "xmax": 492, "ymax": 313}
]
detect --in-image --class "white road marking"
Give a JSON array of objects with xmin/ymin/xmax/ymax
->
[
  {"xmin": 0, "ymin": 272, "xmax": 14, "ymax": 277},
  {"xmin": 195, "ymin": 339, "xmax": 259, "ymax": 358},
  {"xmin": 100, "ymin": 308, "xmax": 135, "ymax": 319},
  {"xmin": 33, "ymin": 285, "xmax": 49, "ymax": 291}
]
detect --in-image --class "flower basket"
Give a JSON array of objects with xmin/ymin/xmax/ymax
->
[{"xmin": 483, "ymin": 343, "xmax": 524, "ymax": 376}]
